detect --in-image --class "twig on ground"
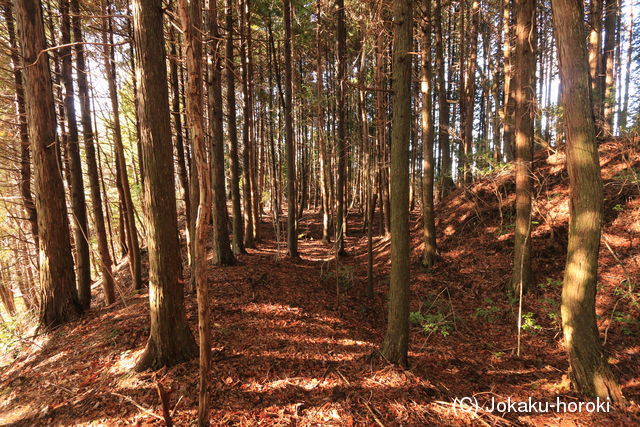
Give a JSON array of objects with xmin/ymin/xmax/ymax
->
[{"xmin": 111, "ymin": 392, "xmax": 164, "ymax": 421}]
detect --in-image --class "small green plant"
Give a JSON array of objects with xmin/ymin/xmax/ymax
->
[
  {"xmin": 538, "ymin": 277, "xmax": 562, "ymax": 290},
  {"xmin": 475, "ymin": 297, "xmax": 501, "ymax": 323},
  {"xmin": 613, "ymin": 313, "xmax": 639, "ymax": 336},
  {"xmin": 521, "ymin": 312, "xmax": 542, "ymax": 334},
  {"xmin": 409, "ymin": 310, "xmax": 453, "ymax": 337},
  {"xmin": 612, "ymin": 203, "xmax": 624, "ymax": 212}
]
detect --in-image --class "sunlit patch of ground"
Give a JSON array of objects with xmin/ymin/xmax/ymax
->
[{"xmin": 1, "ymin": 140, "xmax": 639, "ymax": 425}]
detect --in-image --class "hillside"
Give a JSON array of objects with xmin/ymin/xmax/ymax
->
[{"xmin": 1, "ymin": 138, "xmax": 639, "ymax": 426}]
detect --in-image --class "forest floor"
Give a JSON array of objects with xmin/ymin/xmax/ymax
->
[{"xmin": 1, "ymin": 139, "xmax": 640, "ymax": 426}]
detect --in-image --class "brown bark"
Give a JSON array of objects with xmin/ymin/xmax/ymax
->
[
  {"xmin": 284, "ymin": 0, "xmax": 298, "ymax": 257},
  {"xmin": 462, "ymin": 0, "xmax": 479, "ymax": 184},
  {"xmin": 178, "ymin": 0, "xmax": 211, "ymax": 422},
  {"xmin": 169, "ymin": 23, "xmax": 192, "ymax": 237},
  {"xmin": 589, "ymin": 0, "xmax": 604, "ymax": 126},
  {"xmin": 71, "ymin": 0, "xmax": 115, "ymax": 306},
  {"xmin": 2, "ymin": 0, "xmax": 39, "ymax": 251},
  {"xmin": 510, "ymin": 0, "xmax": 536, "ymax": 294},
  {"xmin": 316, "ymin": 0, "xmax": 331, "ymax": 243},
  {"xmin": 132, "ymin": 0, "xmax": 197, "ymax": 371},
  {"xmin": 102, "ymin": 0, "xmax": 142, "ymax": 291},
  {"xmin": 225, "ymin": 0, "xmax": 245, "ymax": 255},
  {"xmin": 502, "ymin": 0, "xmax": 516, "ymax": 161},
  {"xmin": 421, "ymin": 0, "xmax": 436, "ymax": 269},
  {"xmin": 57, "ymin": 0, "xmax": 92, "ymax": 307},
  {"xmin": 16, "ymin": 0, "xmax": 81, "ymax": 328},
  {"xmin": 381, "ymin": 0, "xmax": 412, "ymax": 367},
  {"xmin": 207, "ymin": 0, "xmax": 235, "ymax": 266},
  {"xmin": 435, "ymin": 0, "xmax": 454, "ymax": 195},
  {"xmin": 240, "ymin": 0, "xmax": 255, "ymax": 249},
  {"xmin": 602, "ymin": 0, "xmax": 617, "ymax": 134},
  {"xmin": 551, "ymin": 0, "xmax": 625, "ymax": 404}
]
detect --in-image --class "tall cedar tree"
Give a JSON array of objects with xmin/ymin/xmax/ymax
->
[
  {"xmin": 2, "ymin": 0, "xmax": 39, "ymax": 251},
  {"xmin": 421, "ymin": 0, "xmax": 436, "ymax": 268},
  {"xmin": 551, "ymin": 0, "xmax": 625, "ymax": 404},
  {"xmin": 381, "ymin": 0, "xmax": 412, "ymax": 367},
  {"xmin": 132, "ymin": 0, "xmax": 197, "ymax": 371},
  {"xmin": 59, "ymin": 0, "xmax": 91, "ymax": 307},
  {"xmin": 284, "ymin": 0, "xmax": 298, "ymax": 257},
  {"xmin": 101, "ymin": 0, "xmax": 142, "ymax": 290},
  {"xmin": 71, "ymin": 0, "xmax": 116, "ymax": 306},
  {"xmin": 207, "ymin": 0, "xmax": 235, "ymax": 265},
  {"xmin": 15, "ymin": 0, "xmax": 82, "ymax": 327},
  {"xmin": 178, "ymin": 0, "xmax": 211, "ymax": 422},
  {"xmin": 335, "ymin": 0, "xmax": 347, "ymax": 254},
  {"xmin": 510, "ymin": 0, "xmax": 536, "ymax": 294},
  {"xmin": 225, "ymin": 0, "xmax": 245, "ymax": 255}
]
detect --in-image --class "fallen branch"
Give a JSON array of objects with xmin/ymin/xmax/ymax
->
[{"xmin": 111, "ymin": 392, "xmax": 164, "ymax": 421}]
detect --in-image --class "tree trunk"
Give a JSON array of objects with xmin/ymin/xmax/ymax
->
[
  {"xmin": 132, "ymin": 0, "xmax": 197, "ymax": 371},
  {"xmin": 284, "ymin": 0, "xmax": 298, "ymax": 258},
  {"xmin": 16, "ymin": 0, "xmax": 81, "ymax": 328},
  {"xmin": 510, "ymin": 0, "xmax": 536, "ymax": 294},
  {"xmin": 502, "ymin": 0, "xmax": 516, "ymax": 161},
  {"xmin": 102, "ymin": 0, "xmax": 142, "ymax": 291},
  {"xmin": 620, "ymin": 8, "xmax": 633, "ymax": 130},
  {"xmin": 2, "ymin": 0, "xmax": 39, "ymax": 251},
  {"xmin": 240, "ymin": 0, "xmax": 255, "ymax": 249},
  {"xmin": 335, "ymin": 0, "xmax": 347, "ymax": 254},
  {"xmin": 435, "ymin": 0, "xmax": 454, "ymax": 195},
  {"xmin": 316, "ymin": 0, "xmax": 331, "ymax": 243},
  {"xmin": 207, "ymin": 0, "xmax": 235, "ymax": 266},
  {"xmin": 602, "ymin": 0, "xmax": 617, "ymax": 134},
  {"xmin": 381, "ymin": 0, "xmax": 412, "ymax": 367},
  {"xmin": 421, "ymin": 0, "xmax": 436, "ymax": 269},
  {"xmin": 462, "ymin": 0, "xmax": 479, "ymax": 184},
  {"xmin": 551, "ymin": 0, "xmax": 625, "ymax": 404},
  {"xmin": 589, "ymin": 0, "xmax": 604, "ymax": 129},
  {"xmin": 58, "ymin": 0, "xmax": 92, "ymax": 308},
  {"xmin": 169, "ymin": 23, "xmax": 192, "ymax": 238},
  {"xmin": 178, "ymin": 0, "xmax": 211, "ymax": 422},
  {"xmin": 71, "ymin": 0, "xmax": 115, "ymax": 306},
  {"xmin": 225, "ymin": 0, "xmax": 245, "ymax": 255}
]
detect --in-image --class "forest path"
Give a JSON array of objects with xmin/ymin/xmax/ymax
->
[{"xmin": 2, "ymin": 151, "xmax": 640, "ymax": 425}]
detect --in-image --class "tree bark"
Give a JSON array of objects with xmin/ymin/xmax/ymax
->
[
  {"xmin": 16, "ymin": 0, "xmax": 81, "ymax": 328},
  {"xmin": 620, "ymin": 8, "xmax": 633, "ymax": 130},
  {"xmin": 71, "ymin": 0, "xmax": 115, "ymax": 306},
  {"xmin": 551, "ymin": 0, "xmax": 625, "ymax": 404},
  {"xmin": 316, "ymin": 0, "xmax": 331, "ymax": 243},
  {"xmin": 178, "ymin": 0, "xmax": 211, "ymax": 422},
  {"xmin": 2, "ymin": 0, "xmax": 39, "ymax": 251},
  {"xmin": 335, "ymin": 0, "xmax": 347, "ymax": 254},
  {"xmin": 421, "ymin": 0, "xmax": 436, "ymax": 269},
  {"xmin": 58, "ymin": 0, "xmax": 92, "ymax": 307},
  {"xmin": 169, "ymin": 23, "xmax": 192, "ymax": 239},
  {"xmin": 132, "ymin": 0, "xmax": 197, "ymax": 371},
  {"xmin": 589, "ymin": 0, "xmax": 604, "ymax": 129},
  {"xmin": 102, "ymin": 0, "xmax": 142, "ymax": 291},
  {"xmin": 225, "ymin": 0, "xmax": 245, "ymax": 255},
  {"xmin": 602, "ymin": 0, "xmax": 617, "ymax": 134},
  {"xmin": 240, "ymin": 0, "xmax": 255, "ymax": 249},
  {"xmin": 207, "ymin": 0, "xmax": 235, "ymax": 265},
  {"xmin": 381, "ymin": 0, "xmax": 412, "ymax": 367},
  {"xmin": 435, "ymin": 0, "xmax": 454, "ymax": 195},
  {"xmin": 510, "ymin": 0, "xmax": 536, "ymax": 294},
  {"xmin": 502, "ymin": 0, "xmax": 516, "ymax": 162},
  {"xmin": 284, "ymin": 0, "xmax": 298, "ymax": 257}
]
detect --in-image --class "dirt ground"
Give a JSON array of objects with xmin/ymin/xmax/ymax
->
[{"xmin": 1, "ymin": 140, "xmax": 639, "ymax": 426}]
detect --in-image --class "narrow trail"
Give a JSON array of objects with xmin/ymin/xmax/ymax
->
[{"xmin": 2, "ymin": 139, "xmax": 640, "ymax": 425}]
